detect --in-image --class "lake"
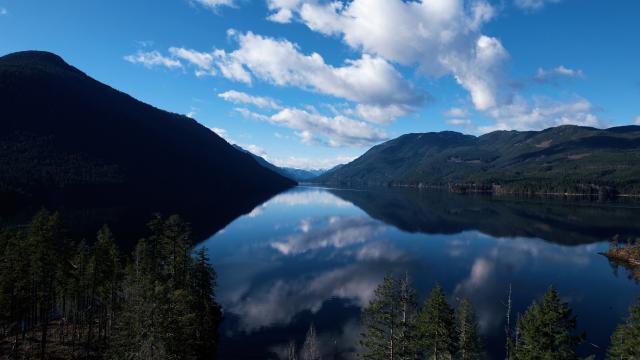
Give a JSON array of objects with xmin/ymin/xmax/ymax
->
[{"xmin": 196, "ymin": 186, "xmax": 640, "ymax": 359}]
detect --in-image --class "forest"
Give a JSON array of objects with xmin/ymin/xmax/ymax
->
[
  {"xmin": 1, "ymin": 214, "xmax": 639, "ymax": 359},
  {"xmin": 0, "ymin": 211, "xmax": 222, "ymax": 359},
  {"xmin": 287, "ymin": 275, "xmax": 640, "ymax": 360}
]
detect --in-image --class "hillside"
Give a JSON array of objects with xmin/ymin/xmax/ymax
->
[
  {"xmin": 315, "ymin": 126, "xmax": 640, "ymax": 195},
  {"xmin": 233, "ymin": 144, "xmax": 325, "ymax": 182},
  {"xmin": 0, "ymin": 51, "xmax": 295, "ymax": 242}
]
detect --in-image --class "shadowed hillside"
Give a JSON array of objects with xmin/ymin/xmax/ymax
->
[
  {"xmin": 316, "ymin": 126, "xmax": 640, "ymax": 195},
  {"xmin": 0, "ymin": 51, "xmax": 295, "ymax": 243}
]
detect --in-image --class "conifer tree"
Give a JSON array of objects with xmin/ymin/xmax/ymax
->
[
  {"xmin": 607, "ymin": 298, "xmax": 640, "ymax": 359},
  {"xmin": 397, "ymin": 273, "xmax": 419, "ymax": 360},
  {"xmin": 416, "ymin": 284, "xmax": 455, "ymax": 360},
  {"xmin": 513, "ymin": 286, "xmax": 581, "ymax": 360},
  {"xmin": 302, "ymin": 323, "xmax": 321, "ymax": 360},
  {"xmin": 360, "ymin": 274, "xmax": 399, "ymax": 359},
  {"xmin": 455, "ymin": 299, "xmax": 482, "ymax": 360}
]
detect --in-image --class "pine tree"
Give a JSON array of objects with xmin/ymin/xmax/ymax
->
[
  {"xmin": 513, "ymin": 286, "xmax": 581, "ymax": 360},
  {"xmin": 397, "ymin": 273, "xmax": 419, "ymax": 360},
  {"xmin": 455, "ymin": 299, "xmax": 482, "ymax": 360},
  {"xmin": 607, "ymin": 298, "xmax": 640, "ymax": 359},
  {"xmin": 416, "ymin": 284, "xmax": 455, "ymax": 360},
  {"xmin": 360, "ymin": 274, "xmax": 399, "ymax": 359},
  {"xmin": 302, "ymin": 323, "xmax": 321, "ymax": 360}
]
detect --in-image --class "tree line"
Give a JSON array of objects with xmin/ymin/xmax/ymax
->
[
  {"xmin": 355, "ymin": 274, "xmax": 640, "ymax": 360},
  {"xmin": 0, "ymin": 210, "xmax": 222, "ymax": 359}
]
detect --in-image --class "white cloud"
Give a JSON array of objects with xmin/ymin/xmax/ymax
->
[
  {"xmin": 270, "ymin": 107, "xmax": 388, "ymax": 147},
  {"xmin": 210, "ymin": 127, "xmax": 229, "ymax": 139},
  {"xmin": 234, "ymin": 106, "xmax": 387, "ymax": 147},
  {"xmin": 634, "ymin": 116, "xmax": 640, "ymax": 125},
  {"xmin": 169, "ymin": 47, "xmax": 216, "ymax": 76},
  {"xmin": 273, "ymin": 155, "xmax": 355, "ymax": 170},
  {"xmin": 242, "ymin": 144, "xmax": 268, "ymax": 158},
  {"xmin": 535, "ymin": 65, "xmax": 585, "ymax": 83},
  {"xmin": 447, "ymin": 118, "xmax": 472, "ymax": 126},
  {"xmin": 479, "ymin": 96, "xmax": 602, "ymax": 133},
  {"xmin": 123, "ymin": 51, "xmax": 182, "ymax": 69},
  {"xmin": 218, "ymin": 90, "xmax": 280, "ymax": 109},
  {"xmin": 193, "ymin": 0, "xmax": 237, "ymax": 10},
  {"xmin": 267, "ymin": 0, "xmax": 506, "ymax": 111},
  {"xmin": 216, "ymin": 31, "xmax": 425, "ymax": 121},
  {"xmin": 445, "ymin": 107, "xmax": 469, "ymax": 118},
  {"xmin": 514, "ymin": 0, "xmax": 561, "ymax": 11}
]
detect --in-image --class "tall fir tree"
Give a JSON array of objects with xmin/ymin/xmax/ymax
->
[
  {"xmin": 607, "ymin": 298, "xmax": 640, "ymax": 359},
  {"xmin": 360, "ymin": 274, "xmax": 400, "ymax": 360},
  {"xmin": 416, "ymin": 284, "xmax": 455, "ymax": 360},
  {"xmin": 513, "ymin": 286, "xmax": 581, "ymax": 360},
  {"xmin": 455, "ymin": 299, "xmax": 482, "ymax": 360}
]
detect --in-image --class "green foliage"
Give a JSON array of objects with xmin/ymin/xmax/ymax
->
[
  {"xmin": 455, "ymin": 299, "xmax": 482, "ymax": 360},
  {"xmin": 417, "ymin": 284, "xmax": 455, "ymax": 360},
  {"xmin": 359, "ymin": 274, "xmax": 419, "ymax": 360},
  {"xmin": 607, "ymin": 298, "xmax": 640, "ymax": 359},
  {"xmin": 317, "ymin": 125, "xmax": 640, "ymax": 195},
  {"xmin": 513, "ymin": 286, "xmax": 582, "ymax": 360},
  {"xmin": 0, "ymin": 212, "xmax": 222, "ymax": 359}
]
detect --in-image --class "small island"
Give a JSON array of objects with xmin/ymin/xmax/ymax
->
[{"xmin": 602, "ymin": 237, "xmax": 640, "ymax": 279}]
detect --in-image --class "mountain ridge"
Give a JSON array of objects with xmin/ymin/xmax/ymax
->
[
  {"xmin": 0, "ymin": 50, "xmax": 295, "ymax": 242},
  {"xmin": 314, "ymin": 125, "xmax": 640, "ymax": 195}
]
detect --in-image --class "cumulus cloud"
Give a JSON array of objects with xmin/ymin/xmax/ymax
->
[
  {"xmin": 218, "ymin": 90, "xmax": 280, "ymax": 109},
  {"xmin": 535, "ymin": 65, "xmax": 585, "ymax": 83},
  {"xmin": 169, "ymin": 47, "xmax": 216, "ymax": 76},
  {"xmin": 216, "ymin": 31, "xmax": 426, "ymax": 122},
  {"xmin": 266, "ymin": 0, "xmax": 506, "ymax": 111},
  {"xmin": 514, "ymin": 0, "xmax": 561, "ymax": 11},
  {"xmin": 123, "ymin": 51, "xmax": 182, "ymax": 69},
  {"xmin": 635, "ymin": 116, "xmax": 640, "ymax": 125},
  {"xmin": 479, "ymin": 96, "xmax": 602, "ymax": 133},
  {"xmin": 234, "ymin": 106, "xmax": 387, "ymax": 147}
]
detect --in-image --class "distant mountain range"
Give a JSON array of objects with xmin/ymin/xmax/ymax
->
[
  {"xmin": 233, "ymin": 144, "xmax": 326, "ymax": 182},
  {"xmin": 315, "ymin": 126, "xmax": 640, "ymax": 195},
  {"xmin": 0, "ymin": 51, "xmax": 295, "ymax": 242}
]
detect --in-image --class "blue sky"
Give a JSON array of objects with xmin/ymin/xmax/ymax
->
[{"xmin": 1, "ymin": 0, "xmax": 639, "ymax": 169}]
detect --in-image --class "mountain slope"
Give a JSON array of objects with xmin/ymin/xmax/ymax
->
[
  {"xmin": 316, "ymin": 126, "xmax": 640, "ymax": 194},
  {"xmin": 233, "ymin": 144, "xmax": 325, "ymax": 182},
  {"xmin": 0, "ymin": 50, "xmax": 295, "ymax": 241}
]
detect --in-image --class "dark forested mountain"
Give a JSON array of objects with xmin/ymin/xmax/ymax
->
[
  {"xmin": 233, "ymin": 144, "xmax": 325, "ymax": 182},
  {"xmin": 316, "ymin": 126, "xmax": 640, "ymax": 194},
  {"xmin": 0, "ymin": 51, "xmax": 295, "ymax": 242}
]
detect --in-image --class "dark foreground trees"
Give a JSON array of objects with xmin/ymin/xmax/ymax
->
[
  {"xmin": 511, "ymin": 287, "xmax": 582, "ymax": 360},
  {"xmin": 360, "ymin": 274, "xmax": 482, "ymax": 360},
  {"xmin": 0, "ymin": 211, "xmax": 222, "ymax": 359},
  {"xmin": 608, "ymin": 298, "xmax": 640, "ymax": 359}
]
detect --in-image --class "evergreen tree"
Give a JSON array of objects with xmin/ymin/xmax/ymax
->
[
  {"xmin": 513, "ymin": 286, "xmax": 581, "ymax": 360},
  {"xmin": 360, "ymin": 274, "xmax": 399, "ymax": 360},
  {"xmin": 302, "ymin": 323, "xmax": 321, "ymax": 360},
  {"xmin": 455, "ymin": 299, "xmax": 482, "ymax": 360},
  {"xmin": 397, "ymin": 273, "xmax": 419, "ymax": 360},
  {"xmin": 607, "ymin": 298, "xmax": 640, "ymax": 359},
  {"xmin": 416, "ymin": 284, "xmax": 455, "ymax": 360}
]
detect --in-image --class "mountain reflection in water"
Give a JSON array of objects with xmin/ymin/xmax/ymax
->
[{"xmin": 197, "ymin": 186, "xmax": 640, "ymax": 359}]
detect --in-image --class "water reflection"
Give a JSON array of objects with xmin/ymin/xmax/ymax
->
[{"xmin": 199, "ymin": 187, "xmax": 640, "ymax": 359}]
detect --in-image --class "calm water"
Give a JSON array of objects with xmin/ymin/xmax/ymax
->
[{"xmin": 197, "ymin": 186, "xmax": 640, "ymax": 359}]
